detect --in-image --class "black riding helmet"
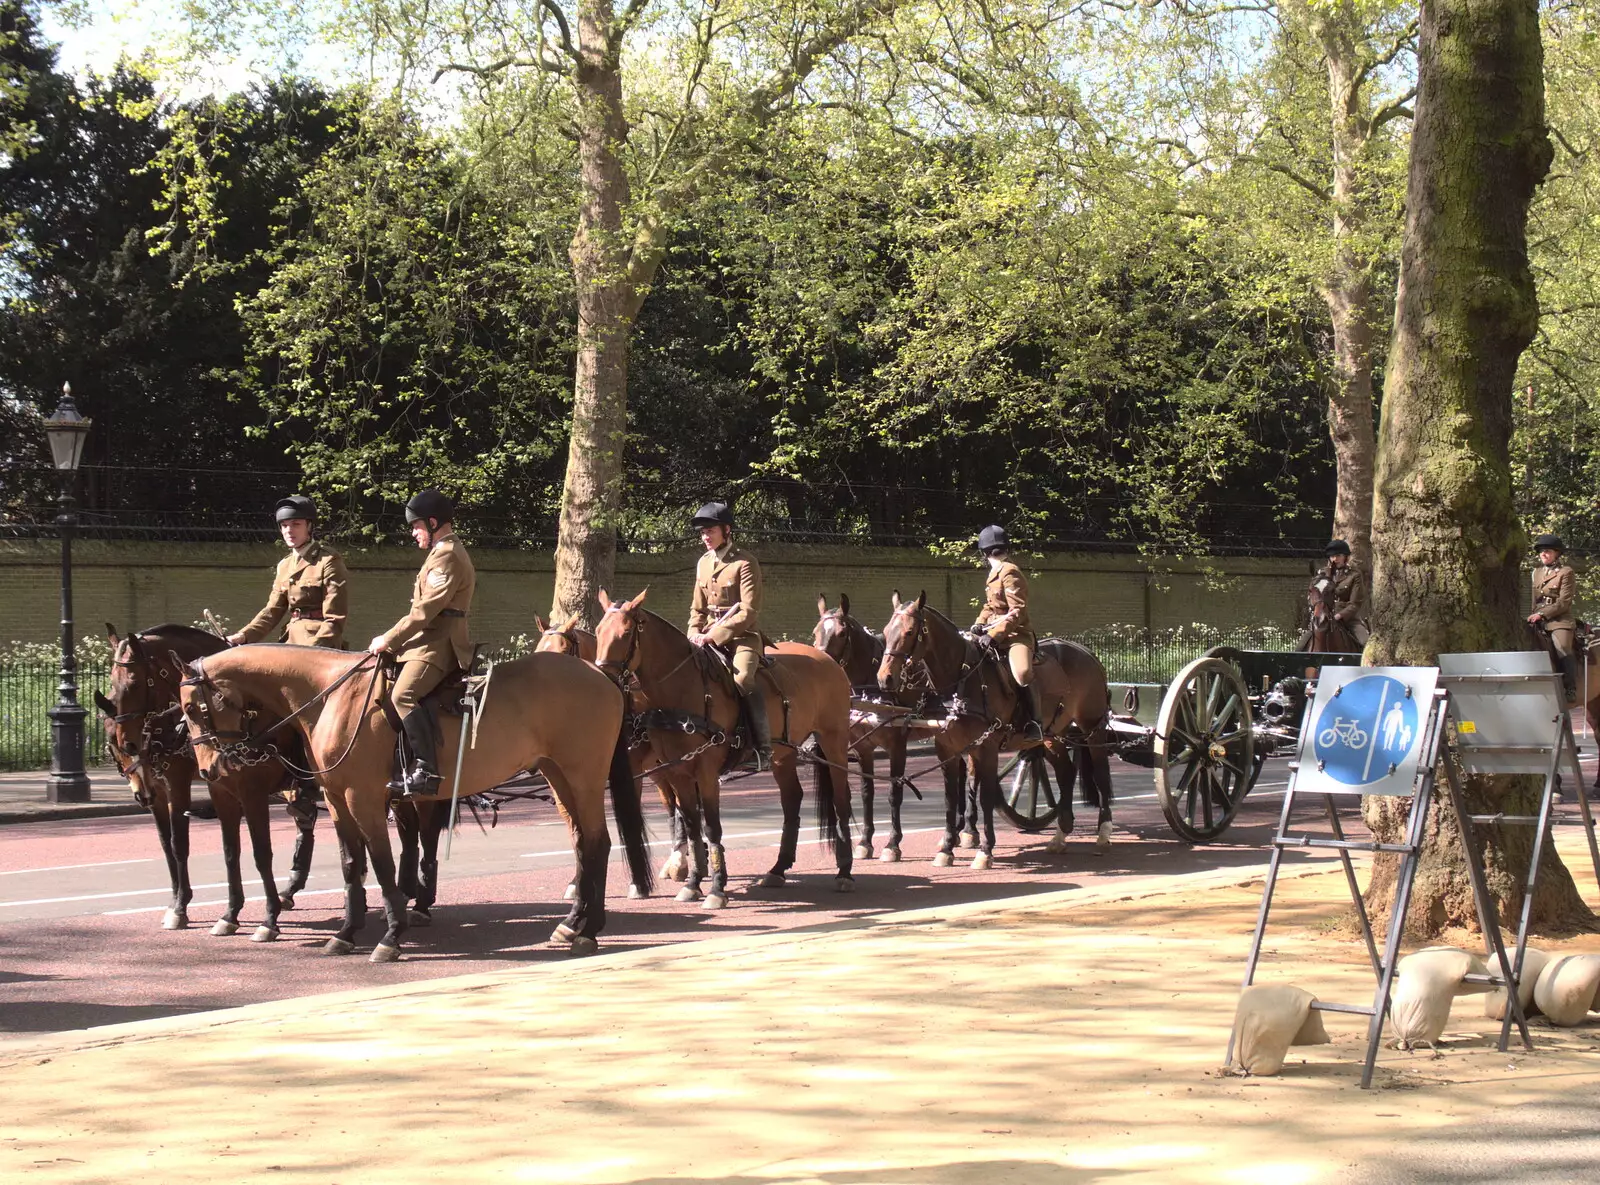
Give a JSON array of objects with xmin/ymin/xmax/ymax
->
[
  {"xmin": 1534, "ymin": 533, "xmax": 1565, "ymax": 553},
  {"xmin": 691, "ymin": 502, "xmax": 734, "ymax": 530},
  {"xmin": 1325, "ymin": 538, "xmax": 1351, "ymax": 557},
  {"xmin": 977, "ymin": 524, "xmax": 1010, "ymax": 553},
  {"xmin": 405, "ymin": 488, "xmax": 455, "ymax": 525},
  {"xmin": 274, "ymin": 495, "xmax": 317, "ymax": 524}
]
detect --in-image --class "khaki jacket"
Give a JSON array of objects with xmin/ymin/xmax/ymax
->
[
  {"xmin": 1532, "ymin": 563, "xmax": 1576, "ymax": 624},
  {"xmin": 974, "ymin": 560, "xmax": 1032, "ymax": 643},
  {"xmin": 688, "ymin": 545, "xmax": 763, "ymax": 647},
  {"xmin": 237, "ymin": 540, "xmax": 349, "ymax": 647},
  {"xmin": 1313, "ymin": 561, "xmax": 1368, "ymax": 625},
  {"xmin": 380, "ymin": 535, "xmax": 476, "ymax": 670}
]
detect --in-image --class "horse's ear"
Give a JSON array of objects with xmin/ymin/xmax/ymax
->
[
  {"xmin": 562, "ymin": 612, "xmax": 582, "ymax": 633},
  {"xmin": 124, "ymin": 633, "xmax": 144, "ymax": 663},
  {"xmin": 168, "ymin": 651, "xmax": 188, "ymax": 678},
  {"xmin": 628, "ymin": 587, "xmax": 649, "ymax": 609},
  {"xmin": 105, "ymin": 623, "xmax": 120, "ymax": 647},
  {"xmin": 817, "ymin": 592, "xmax": 828, "ymax": 616},
  {"xmin": 93, "ymin": 691, "xmax": 116, "ymax": 717},
  {"xmin": 840, "ymin": 592, "xmax": 851, "ymax": 618},
  {"xmin": 597, "ymin": 590, "xmax": 612, "ymax": 611},
  {"xmin": 534, "ymin": 613, "xmax": 548, "ymax": 633},
  {"xmin": 915, "ymin": 590, "xmax": 927, "ymax": 609},
  {"xmin": 891, "ymin": 590, "xmax": 902, "ymax": 610}
]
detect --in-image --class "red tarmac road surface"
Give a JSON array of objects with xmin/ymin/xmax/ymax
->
[{"xmin": 0, "ymin": 750, "xmax": 1516, "ymax": 1037}]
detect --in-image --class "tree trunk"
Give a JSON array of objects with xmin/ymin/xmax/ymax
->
[
  {"xmin": 1363, "ymin": 0, "xmax": 1590, "ymax": 936},
  {"xmin": 1312, "ymin": 8, "xmax": 1379, "ymax": 573},
  {"xmin": 553, "ymin": 3, "xmax": 634, "ymax": 628}
]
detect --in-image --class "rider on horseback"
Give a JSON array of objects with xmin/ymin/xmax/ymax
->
[
  {"xmin": 970, "ymin": 525, "xmax": 1042, "ymax": 740},
  {"xmin": 229, "ymin": 494, "xmax": 349, "ymax": 821},
  {"xmin": 368, "ymin": 489, "xmax": 477, "ymax": 797},
  {"xmin": 686, "ymin": 501, "xmax": 772, "ymax": 772},
  {"xmin": 1298, "ymin": 539, "xmax": 1369, "ymax": 648},
  {"xmin": 1528, "ymin": 533, "xmax": 1579, "ymax": 705}
]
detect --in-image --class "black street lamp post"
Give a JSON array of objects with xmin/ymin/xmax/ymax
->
[{"xmin": 43, "ymin": 383, "xmax": 92, "ymax": 803}]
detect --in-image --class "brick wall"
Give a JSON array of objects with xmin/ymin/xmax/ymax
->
[{"xmin": 0, "ymin": 539, "xmax": 1327, "ymax": 649}]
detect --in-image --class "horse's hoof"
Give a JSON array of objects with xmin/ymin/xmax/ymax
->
[
  {"xmin": 1096, "ymin": 823, "xmax": 1114, "ymax": 853},
  {"xmin": 371, "ymin": 943, "xmax": 401, "ymax": 964},
  {"xmin": 879, "ymin": 846, "xmax": 901, "ymax": 863},
  {"xmin": 958, "ymin": 831, "xmax": 978, "ymax": 850},
  {"xmin": 933, "ymin": 852, "xmax": 953, "ymax": 868},
  {"xmin": 853, "ymin": 843, "xmax": 874, "ymax": 860},
  {"xmin": 278, "ymin": 893, "xmax": 296, "ymax": 911},
  {"xmin": 628, "ymin": 883, "xmax": 646, "ymax": 900},
  {"xmin": 563, "ymin": 883, "xmax": 578, "ymax": 902},
  {"xmin": 210, "ymin": 918, "xmax": 239, "ymax": 937},
  {"xmin": 835, "ymin": 876, "xmax": 855, "ymax": 894},
  {"xmin": 971, "ymin": 852, "xmax": 993, "ymax": 871},
  {"xmin": 569, "ymin": 936, "xmax": 599, "ymax": 956},
  {"xmin": 703, "ymin": 894, "xmax": 728, "ymax": 910},
  {"xmin": 662, "ymin": 853, "xmax": 689, "ymax": 882},
  {"xmin": 552, "ymin": 922, "xmax": 577, "ymax": 944},
  {"xmin": 251, "ymin": 925, "xmax": 279, "ymax": 943},
  {"xmin": 675, "ymin": 886, "xmax": 704, "ymax": 903},
  {"xmin": 324, "ymin": 937, "xmax": 355, "ymax": 956},
  {"xmin": 162, "ymin": 908, "xmax": 188, "ymax": 931},
  {"xmin": 754, "ymin": 873, "xmax": 785, "ymax": 889},
  {"xmin": 407, "ymin": 908, "xmax": 432, "ymax": 927},
  {"xmin": 1046, "ymin": 833, "xmax": 1070, "ymax": 855}
]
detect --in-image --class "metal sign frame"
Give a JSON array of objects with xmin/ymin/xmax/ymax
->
[
  {"xmin": 1228, "ymin": 678, "xmax": 1532, "ymax": 1088},
  {"xmin": 1438, "ymin": 651, "xmax": 1600, "ymax": 1054}
]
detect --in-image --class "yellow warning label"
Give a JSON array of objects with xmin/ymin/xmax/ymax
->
[{"xmin": 1457, "ymin": 721, "xmax": 1477, "ymax": 734}]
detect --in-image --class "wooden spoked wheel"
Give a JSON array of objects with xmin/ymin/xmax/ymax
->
[
  {"xmin": 1154, "ymin": 656, "xmax": 1256, "ymax": 842},
  {"xmin": 996, "ymin": 750, "xmax": 1061, "ymax": 832}
]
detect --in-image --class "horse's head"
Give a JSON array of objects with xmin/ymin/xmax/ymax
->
[
  {"xmin": 177, "ymin": 657, "xmax": 256, "ymax": 782},
  {"xmin": 534, "ymin": 612, "xmax": 586, "ymax": 657},
  {"xmin": 812, "ymin": 592, "xmax": 855, "ymax": 661},
  {"xmin": 878, "ymin": 590, "xmax": 927, "ymax": 692},
  {"xmin": 1307, "ymin": 576, "xmax": 1334, "ymax": 626},
  {"xmin": 98, "ymin": 631, "xmax": 185, "ymax": 802},
  {"xmin": 594, "ymin": 589, "xmax": 649, "ymax": 679}
]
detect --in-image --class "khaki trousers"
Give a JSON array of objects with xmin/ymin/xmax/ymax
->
[
  {"xmin": 728, "ymin": 636, "xmax": 761, "ymax": 695},
  {"xmin": 393, "ymin": 660, "xmax": 448, "ymax": 719},
  {"xmin": 1008, "ymin": 642, "xmax": 1033, "ymax": 688}
]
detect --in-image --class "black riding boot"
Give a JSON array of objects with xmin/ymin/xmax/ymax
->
[
  {"xmin": 1017, "ymin": 683, "xmax": 1044, "ymax": 741},
  {"xmin": 744, "ymin": 686, "xmax": 773, "ymax": 773},
  {"xmin": 1561, "ymin": 653, "xmax": 1580, "ymax": 706},
  {"xmin": 398, "ymin": 710, "xmax": 443, "ymax": 797}
]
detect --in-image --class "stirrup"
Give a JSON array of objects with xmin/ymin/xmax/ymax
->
[{"xmin": 398, "ymin": 762, "xmax": 442, "ymax": 798}]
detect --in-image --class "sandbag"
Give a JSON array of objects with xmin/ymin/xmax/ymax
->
[
  {"xmin": 1532, "ymin": 954, "xmax": 1600, "ymax": 1027},
  {"xmin": 1483, "ymin": 948, "xmax": 1551, "ymax": 1021},
  {"xmin": 1230, "ymin": 984, "xmax": 1328, "ymax": 1076},
  {"xmin": 1390, "ymin": 947, "xmax": 1488, "ymax": 1048}
]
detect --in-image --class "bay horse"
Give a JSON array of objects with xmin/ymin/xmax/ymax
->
[
  {"xmin": 593, "ymin": 589, "xmax": 855, "ymax": 906},
  {"xmin": 97, "ymin": 624, "xmax": 315, "ymax": 939},
  {"xmin": 1303, "ymin": 577, "xmax": 1362, "ymax": 653},
  {"xmin": 814, "ymin": 593, "xmax": 950, "ymax": 862},
  {"xmin": 178, "ymin": 646, "xmax": 652, "ymax": 958},
  {"xmin": 877, "ymin": 592, "xmax": 1114, "ymax": 868}
]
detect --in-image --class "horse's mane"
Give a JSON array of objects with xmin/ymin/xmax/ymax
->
[{"xmin": 122, "ymin": 623, "xmax": 228, "ymax": 661}]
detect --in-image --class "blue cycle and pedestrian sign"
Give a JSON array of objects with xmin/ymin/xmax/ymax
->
[{"xmin": 1295, "ymin": 666, "xmax": 1439, "ymax": 796}]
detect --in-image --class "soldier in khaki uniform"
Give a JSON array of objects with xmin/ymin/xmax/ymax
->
[
  {"xmin": 1298, "ymin": 538, "xmax": 1370, "ymax": 648},
  {"xmin": 686, "ymin": 502, "xmax": 771, "ymax": 770},
  {"xmin": 229, "ymin": 495, "xmax": 349, "ymax": 648},
  {"xmin": 228, "ymin": 494, "xmax": 349, "ymax": 826},
  {"xmin": 971, "ymin": 525, "xmax": 1041, "ymax": 738},
  {"xmin": 1528, "ymin": 533, "xmax": 1579, "ymax": 704},
  {"xmin": 368, "ymin": 489, "xmax": 476, "ymax": 796}
]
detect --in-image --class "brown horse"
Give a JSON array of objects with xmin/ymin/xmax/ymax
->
[
  {"xmin": 814, "ymin": 593, "xmax": 949, "ymax": 862},
  {"xmin": 877, "ymin": 592, "xmax": 1113, "ymax": 868},
  {"xmin": 1303, "ymin": 578, "xmax": 1362, "ymax": 653},
  {"xmin": 593, "ymin": 589, "xmax": 855, "ymax": 906},
  {"xmin": 97, "ymin": 624, "xmax": 314, "ymax": 939},
  {"xmin": 178, "ymin": 645, "xmax": 651, "ymax": 958},
  {"xmin": 534, "ymin": 613, "xmax": 596, "ymax": 663}
]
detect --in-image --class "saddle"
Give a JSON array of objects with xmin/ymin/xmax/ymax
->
[{"xmin": 379, "ymin": 646, "xmax": 488, "ymax": 788}]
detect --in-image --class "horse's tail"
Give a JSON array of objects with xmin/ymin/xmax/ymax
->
[
  {"xmin": 814, "ymin": 735, "xmax": 843, "ymax": 850},
  {"xmin": 608, "ymin": 724, "xmax": 655, "ymax": 897}
]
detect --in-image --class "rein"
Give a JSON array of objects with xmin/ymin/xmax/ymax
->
[{"xmin": 182, "ymin": 652, "xmax": 383, "ymax": 778}]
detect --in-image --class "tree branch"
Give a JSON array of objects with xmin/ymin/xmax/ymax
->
[
  {"xmin": 1240, "ymin": 155, "xmax": 1332, "ymax": 202},
  {"xmin": 746, "ymin": 0, "xmax": 906, "ymax": 121},
  {"xmin": 1351, "ymin": 18, "xmax": 1419, "ymax": 95},
  {"xmin": 540, "ymin": 0, "xmax": 580, "ymax": 61},
  {"xmin": 432, "ymin": 55, "xmax": 560, "ymax": 84},
  {"xmin": 1368, "ymin": 86, "xmax": 1417, "ymax": 132}
]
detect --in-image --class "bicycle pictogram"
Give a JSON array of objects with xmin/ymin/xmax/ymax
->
[{"xmin": 1317, "ymin": 716, "xmax": 1369, "ymax": 749}]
